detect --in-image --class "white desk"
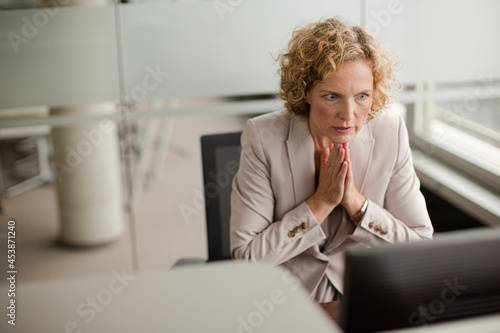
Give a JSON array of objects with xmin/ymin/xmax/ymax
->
[
  {"xmin": 386, "ymin": 313, "xmax": 500, "ymax": 333},
  {"xmin": 0, "ymin": 261, "xmax": 339, "ymax": 333},
  {"xmin": 3, "ymin": 261, "xmax": 500, "ymax": 332}
]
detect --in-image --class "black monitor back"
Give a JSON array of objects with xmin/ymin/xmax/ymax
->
[{"xmin": 341, "ymin": 227, "xmax": 500, "ymax": 333}]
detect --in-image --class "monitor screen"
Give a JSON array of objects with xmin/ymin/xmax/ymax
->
[{"xmin": 340, "ymin": 227, "xmax": 500, "ymax": 333}]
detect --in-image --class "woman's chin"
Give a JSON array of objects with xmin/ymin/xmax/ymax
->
[{"xmin": 330, "ymin": 133, "xmax": 354, "ymax": 144}]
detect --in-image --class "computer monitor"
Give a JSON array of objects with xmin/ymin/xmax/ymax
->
[{"xmin": 340, "ymin": 227, "xmax": 500, "ymax": 333}]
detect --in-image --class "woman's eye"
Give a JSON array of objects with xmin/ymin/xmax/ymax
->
[
  {"xmin": 326, "ymin": 94, "xmax": 337, "ymax": 100},
  {"xmin": 358, "ymin": 93, "xmax": 368, "ymax": 100}
]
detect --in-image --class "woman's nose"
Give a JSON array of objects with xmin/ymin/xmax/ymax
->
[{"xmin": 338, "ymin": 100, "xmax": 355, "ymax": 121}]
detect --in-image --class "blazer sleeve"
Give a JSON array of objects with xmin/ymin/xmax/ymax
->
[
  {"xmin": 230, "ymin": 118, "xmax": 326, "ymax": 265},
  {"xmin": 349, "ymin": 116, "xmax": 434, "ymax": 244}
]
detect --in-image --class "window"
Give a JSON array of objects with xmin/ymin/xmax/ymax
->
[
  {"xmin": 412, "ymin": 80, "xmax": 500, "ymax": 188},
  {"xmin": 366, "ymin": 0, "xmax": 500, "ymax": 224}
]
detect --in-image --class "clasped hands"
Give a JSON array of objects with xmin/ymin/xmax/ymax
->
[{"xmin": 306, "ymin": 143, "xmax": 366, "ymax": 224}]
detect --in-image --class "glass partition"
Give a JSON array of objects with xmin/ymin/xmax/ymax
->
[{"xmin": 0, "ymin": 0, "xmax": 132, "ymax": 281}]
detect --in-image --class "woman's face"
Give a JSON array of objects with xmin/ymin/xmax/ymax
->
[{"xmin": 306, "ymin": 59, "xmax": 374, "ymax": 147}]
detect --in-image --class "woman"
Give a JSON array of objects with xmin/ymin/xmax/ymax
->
[{"xmin": 230, "ymin": 17, "xmax": 433, "ymax": 302}]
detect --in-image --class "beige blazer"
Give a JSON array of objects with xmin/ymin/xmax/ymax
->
[{"xmin": 230, "ymin": 110, "xmax": 433, "ymax": 297}]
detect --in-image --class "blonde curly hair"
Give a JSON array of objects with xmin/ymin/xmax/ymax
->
[{"xmin": 277, "ymin": 17, "xmax": 398, "ymax": 119}]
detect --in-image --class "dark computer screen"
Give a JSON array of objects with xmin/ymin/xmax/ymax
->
[{"xmin": 341, "ymin": 227, "xmax": 500, "ymax": 333}]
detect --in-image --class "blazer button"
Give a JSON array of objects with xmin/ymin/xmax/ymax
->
[
  {"xmin": 301, "ymin": 222, "xmax": 309, "ymax": 229},
  {"xmin": 374, "ymin": 225, "xmax": 381, "ymax": 232},
  {"xmin": 368, "ymin": 222, "xmax": 375, "ymax": 229},
  {"xmin": 380, "ymin": 228, "xmax": 388, "ymax": 235},
  {"xmin": 288, "ymin": 231, "xmax": 295, "ymax": 238},
  {"xmin": 293, "ymin": 226, "xmax": 302, "ymax": 234}
]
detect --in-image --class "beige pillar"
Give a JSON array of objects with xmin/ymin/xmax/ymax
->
[{"xmin": 51, "ymin": 102, "xmax": 124, "ymax": 246}]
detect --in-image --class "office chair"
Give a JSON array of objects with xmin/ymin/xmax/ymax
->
[
  {"xmin": 0, "ymin": 107, "xmax": 53, "ymax": 209},
  {"xmin": 201, "ymin": 131, "xmax": 242, "ymax": 261},
  {"xmin": 173, "ymin": 131, "xmax": 242, "ymax": 266}
]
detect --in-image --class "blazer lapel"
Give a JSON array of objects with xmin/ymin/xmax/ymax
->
[{"xmin": 285, "ymin": 116, "xmax": 316, "ymax": 207}]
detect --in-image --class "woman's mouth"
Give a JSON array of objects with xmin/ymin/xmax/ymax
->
[{"xmin": 333, "ymin": 126, "xmax": 353, "ymax": 134}]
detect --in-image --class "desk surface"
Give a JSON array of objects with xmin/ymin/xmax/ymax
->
[
  {"xmin": 4, "ymin": 261, "xmax": 499, "ymax": 333},
  {"xmin": 0, "ymin": 262, "xmax": 340, "ymax": 333}
]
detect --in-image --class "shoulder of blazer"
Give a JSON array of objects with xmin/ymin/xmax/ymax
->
[
  {"xmin": 366, "ymin": 113, "xmax": 405, "ymax": 143},
  {"xmin": 246, "ymin": 110, "xmax": 292, "ymax": 142},
  {"xmin": 366, "ymin": 114, "xmax": 411, "ymax": 174}
]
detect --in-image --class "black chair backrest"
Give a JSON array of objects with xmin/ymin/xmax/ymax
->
[{"xmin": 201, "ymin": 131, "xmax": 242, "ymax": 261}]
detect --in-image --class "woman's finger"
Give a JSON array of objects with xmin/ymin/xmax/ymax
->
[
  {"xmin": 321, "ymin": 145, "xmax": 330, "ymax": 166},
  {"xmin": 339, "ymin": 161, "xmax": 348, "ymax": 182},
  {"xmin": 335, "ymin": 147, "xmax": 345, "ymax": 170},
  {"xmin": 344, "ymin": 160, "xmax": 353, "ymax": 192},
  {"xmin": 344, "ymin": 143, "xmax": 351, "ymax": 163}
]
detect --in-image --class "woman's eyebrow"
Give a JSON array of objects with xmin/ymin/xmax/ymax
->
[
  {"xmin": 319, "ymin": 90, "xmax": 342, "ymax": 95},
  {"xmin": 319, "ymin": 89, "xmax": 373, "ymax": 94}
]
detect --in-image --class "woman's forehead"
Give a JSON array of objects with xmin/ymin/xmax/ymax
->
[{"xmin": 316, "ymin": 60, "xmax": 374, "ymax": 90}]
